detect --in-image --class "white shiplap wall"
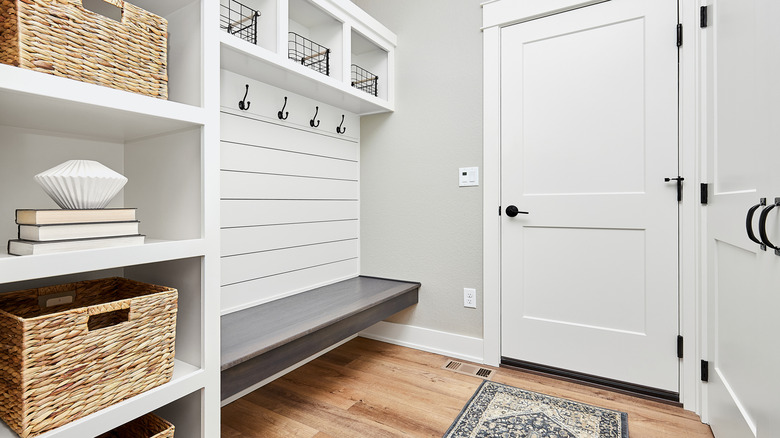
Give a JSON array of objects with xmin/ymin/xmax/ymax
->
[{"xmin": 220, "ymin": 70, "xmax": 361, "ymax": 314}]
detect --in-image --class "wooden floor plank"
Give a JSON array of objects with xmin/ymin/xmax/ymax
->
[
  {"xmin": 298, "ymin": 360, "xmax": 462, "ymax": 430},
  {"xmin": 311, "ymin": 357, "xmax": 474, "ymax": 411},
  {"xmin": 333, "ymin": 354, "xmax": 480, "ymax": 398},
  {"xmin": 243, "ymin": 382, "xmax": 403, "ymax": 438},
  {"xmin": 272, "ymin": 365, "xmax": 361, "ymax": 411},
  {"xmin": 222, "ymin": 337, "xmax": 714, "ymax": 438},
  {"xmin": 346, "ymin": 400, "xmax": 445, "ymax": 438},
  {"xmin": 221, "ymin": 398, "xmax": 319, "ymax": 438},
  {"xmin": 220, "ymin": 423, "xmax": 243, "ymax": 438},
  {"xmin": 276, "ymin": 359, "xmax": 460, "ymax": 433},
  {"xmin": 317, "ymin": 347, "xmax": 360, "ymax": 367}
]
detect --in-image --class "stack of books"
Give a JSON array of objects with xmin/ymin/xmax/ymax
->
[{"xmin": 7, "ymin": 208, "xmax": 145, "ymax": 256}]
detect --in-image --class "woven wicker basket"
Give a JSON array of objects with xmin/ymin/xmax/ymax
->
[
  {"xmin": 96, "ymin": 413, "xmax": 175, "ymax": 438},
  {"xmin": 0, "ymin": 0, "xmax": 168, "ymax": 99},
  {"xmin": 0, "ymin": 277, "xmax": 178, "ymax": 438}
]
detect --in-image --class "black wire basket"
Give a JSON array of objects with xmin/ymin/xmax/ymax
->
[
  {"xmin": 221, "ymin": 0, "xmax": 260, "ymax": 45},
  {"xmin": 351, "ymin": 64, "xmax": 378, "ymax": 97},
  {"xmin": 288, "ymin": 32, "xmax": 330, "ymax": 76}
]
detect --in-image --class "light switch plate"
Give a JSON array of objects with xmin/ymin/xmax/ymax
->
[{"xmin": 459, "ymin": 167, "xmax": 479, "ymax": 187}]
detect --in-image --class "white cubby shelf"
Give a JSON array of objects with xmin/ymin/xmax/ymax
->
[
  {"xmin": 0, "ymin": 361, "xmax": 203, "ymax": 438},
  {"xmin": 0, "ymin": 0, "xmax": 219, "ymax": 435},
  {"xmin": 219, "ymin": 0, "xmax": 396, "ymax": 115},
  {"xmin": 0, "ymin": 253, "xmax": 212, "ymax": 437}
]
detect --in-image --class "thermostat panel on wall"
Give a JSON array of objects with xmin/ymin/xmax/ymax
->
[{"xmin": 459, "ymin": 167, "xmax": 479, "ymax": 187}]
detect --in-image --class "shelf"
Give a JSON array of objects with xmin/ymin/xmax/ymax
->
[
  {"xmin": 221, "ymin": 33, "xmax": 393, "ymax": 115},
  {"xmin": 0, "ymin": 239, "xmax": 206, "ymax": 284},
  {"xmin": 351, "ymin": 29, "xmax": 388, "ymax": 100},
  {"xmin": 0, "ymin": 65, "xmax": 206, "ymax": 142},
  {"xmin": 288, "ymin": 0, "xmax": 344, "ymax": 81},
  {"xmin": 0, "ymin": 360, "xmax": 204, "ymax": 438}
]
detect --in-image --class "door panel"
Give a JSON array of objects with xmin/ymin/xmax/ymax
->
[
  {"xmin": 501, "ymin": 0, "xmax": 679, "ymax": 392},
  {"xmin": 704, "ymin": 0, "xmax": 780, "ymax": 435},
  {"xmin": 708, "ymin": 225, "xmax": 763, "ymax": 437},
  {"xmin": 714, "ymin": 241, "xmax": 760, "ymax": 401},
  {"xmin": 522, "ymin": 227, "xmax": 646, "ymax": 334},
  {"xmin": 521, "ymin": 18, "xmax": 647, "ymax": 196}
]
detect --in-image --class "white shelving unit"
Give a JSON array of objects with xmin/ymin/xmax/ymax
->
[
  {"xmin": 0, "ymin": 0, "xmax": 391, "ymax": 435},
  {"xmin": 220, "ymin": 0, "xmax": 396, "ymax": 115},
  {"xmin": 0, "ymin": 0, "xmax": 221, "ymax": 436}
]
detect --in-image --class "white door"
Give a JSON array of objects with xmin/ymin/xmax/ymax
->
[
  {"xmin": 500, "ymin": 0, "xmax": 680, "ymax": 394},
  {"xmin": 703, "ymin": 0, "xmax": 780, "ymax": 435}
]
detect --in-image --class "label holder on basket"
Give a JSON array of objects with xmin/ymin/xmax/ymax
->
[{"xmin": 38, "ymin": 291, "xmax": 76, "ymax": 308}]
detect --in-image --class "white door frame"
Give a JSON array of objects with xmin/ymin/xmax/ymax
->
[{"xmin": 481, "ymin": 0, "xmax": 704, "ymax": 414}]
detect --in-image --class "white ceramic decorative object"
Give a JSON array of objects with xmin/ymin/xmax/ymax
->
[{"xmin": 35, "ymin": 160, "xmax": 128, "ymax": 209}]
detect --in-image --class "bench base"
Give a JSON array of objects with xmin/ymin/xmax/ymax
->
[{"xmin": 220, "ymin": 276, "xmax": 420, "ymax": 401}]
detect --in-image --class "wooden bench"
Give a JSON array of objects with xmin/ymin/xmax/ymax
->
[{"xmin": 220, "ymin": 276, "xmax": 420, "ymax": 401}]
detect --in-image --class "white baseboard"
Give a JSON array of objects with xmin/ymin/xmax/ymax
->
[
  {"xmin": 359, "ymin": 321, "xmax": 484, "ymax": 364},
  {"xmin": 221, "ymin": 335, "xmax": 358, "ymax": 406}
]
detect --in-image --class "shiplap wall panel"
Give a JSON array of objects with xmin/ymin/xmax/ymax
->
[
  {"xmin": 221, "ymin": 171, "xmax": 358, "ymax": 200},
  {"xmin": 222, "ymin": 220, "xmax": 359, "ymax": 256},
  {"xmin": 221, "ymin": 200, "xmax": 359, "ymax": 227},
  {"xmin": 220, "ymin": 259, "xmax": 359, "ymax": 314},
  {"xmin": 221, "ymin": 113, "xmax": 358, "ymax": 161},
  {"xmin": 221, "ymin": 142, "xmax": 359, "ymax": 180},
  {"xmin": 219, "ymin": 83, "xmax": 360, "ymax": 313},
  {"xmin": 222, "ymin": 239, "xmax": 359, "ymax": 286}
]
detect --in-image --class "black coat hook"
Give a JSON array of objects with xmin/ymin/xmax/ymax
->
[
  {"xmin": 310, "ymin": 106, "xmax": 320, "ymax": 127},
  {"xmin": 336, "ymin": 114, "xmax": 346, "ymax": 134},
  {"xmin": 238, "ymin": 84, "xmax": 250, "ymax": 111},
  {"xmin": 277, "ymin": 96, "xmax": 289, "ymax": 120}
]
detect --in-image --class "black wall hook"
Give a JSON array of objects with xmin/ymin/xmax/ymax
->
[
  {"xmin": 277, "ymin": 97, "xmax": 289, "ymax": 120},
  {"xmin": 238, "ymin": 84, "xmax": 250, "ymax": 111},
  {"xmin": 336, "ymin": 114, "xmax": 346, "ymax": 134},
  {"xmin": 310, "ymin": 106, "xmax": 320, "ymax": 127}
]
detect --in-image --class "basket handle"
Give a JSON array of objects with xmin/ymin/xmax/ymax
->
[
  {"xmin": 86, "ymin": 302, "xmax": 131, "ymax": 331},
  {"xmin": 78, "ymin": 0, "xmax": 126, "ymax": 24}
]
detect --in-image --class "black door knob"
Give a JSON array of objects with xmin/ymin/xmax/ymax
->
[{"xmin": 505, "ymin": 205, "xmax": 529, "ymax": 217}]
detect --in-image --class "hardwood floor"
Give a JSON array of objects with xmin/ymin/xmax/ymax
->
[{"xmin": 221, "ymin": 337, "xmax": 714, "ymax": 437}]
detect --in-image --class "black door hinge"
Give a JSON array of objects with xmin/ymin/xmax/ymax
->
[
  {"xmin": 701, "ymin": 360, "xmax": 709, "ymax": 382},
  {"xmin": 700, "ymin": 6, "xmax": 708, "ymax": 28},
  {"xmin": 677, "ymin": 335, "xmax": 684, "ymax": 359},
  {"xmin": 701, "ymin": 183, "xmax": 709, "ymax": 205},
  {"xmin": 677, "ymin": 23, "xmax": 683, "ymax": 47}
]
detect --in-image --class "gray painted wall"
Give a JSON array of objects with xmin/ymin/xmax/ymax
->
[{"xmin": 352, "ymin": 0, "xmax": 484, "ymax": 338}]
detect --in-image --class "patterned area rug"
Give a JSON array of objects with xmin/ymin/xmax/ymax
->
[{"xmin": 444, "ymin": 381, "xmax": 628, "ymax": 438}]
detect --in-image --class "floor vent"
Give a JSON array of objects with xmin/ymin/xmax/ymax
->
[{"xmin": 442, "ymin": 360, "xmax": 495, "ymax": 380}]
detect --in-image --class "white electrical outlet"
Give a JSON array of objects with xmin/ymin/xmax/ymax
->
[{"xmin": 464, "ymin": 288, "xmax": 477, "ymax": 308}]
